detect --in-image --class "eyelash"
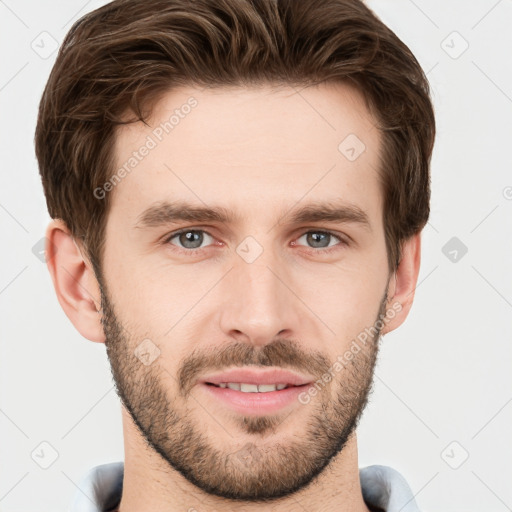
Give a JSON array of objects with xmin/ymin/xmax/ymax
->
[{"xmin": 162, "ymin": 228, "xmax": 349, "ymax": 256}]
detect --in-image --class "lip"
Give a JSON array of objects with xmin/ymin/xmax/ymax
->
[
  {"xmin": 197, "ymin": 367, "xmax": 314, "ymax": 415},
  {"xmin": 200, "ymin": 381, "xmax": 312, "ymax": 415},
  {"xmin": 199, "ymin": 367, "xmax": 314, "ymax": 387}
]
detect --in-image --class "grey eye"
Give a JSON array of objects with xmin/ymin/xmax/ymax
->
[
  {"xmin": 168, "ymin": 230, "xmax": 214, "ymax": 250},
  {"xmin": 296, "ymin": 231, "xmax": 342, "ymax": 249}
]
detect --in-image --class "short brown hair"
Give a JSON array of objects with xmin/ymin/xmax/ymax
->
[{"xmin": 35, "ymin": 0, "xmax": 435, "ymax": 278}]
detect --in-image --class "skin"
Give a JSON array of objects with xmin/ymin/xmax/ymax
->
[{"xmin": 45, "ymin": 81, "xmax": 421, "ymax": 512}]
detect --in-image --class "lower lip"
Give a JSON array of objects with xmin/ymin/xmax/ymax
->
[{"xmin": 200, "ymin": 383, "xmax": 311, "ymax": 415}]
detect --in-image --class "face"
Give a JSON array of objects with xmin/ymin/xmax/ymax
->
[{"xmin": 98, "ymin": 82, "xmax": 393, "ymax": 501}]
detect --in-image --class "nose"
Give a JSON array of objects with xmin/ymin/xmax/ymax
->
[{"xmin": 218, "ymin": 249, "xmax": 305, "ymax": 348}]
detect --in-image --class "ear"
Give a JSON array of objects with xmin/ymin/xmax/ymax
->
[
  {"xmin": 44, "ymin": 219, "xmax": 106, "ymax": 343},
  {"xmin": 380, "ymin": 232, "xmax": 422, "ymax": 336}
]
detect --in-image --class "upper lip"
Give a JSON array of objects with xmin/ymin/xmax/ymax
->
[{"xmin": 199, "ymin": 368, "xmax": 314, "ymax": 386}]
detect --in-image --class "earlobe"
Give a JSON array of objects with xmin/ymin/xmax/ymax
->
[
  {"xmin": 380, "ymin": 232, "xmax": 422, "ymax": 336},
  {"xmin": 45, "ymin": 219, "xmax": 106, "ymax": 343}
]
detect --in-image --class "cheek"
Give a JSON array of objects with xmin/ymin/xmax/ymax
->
[
  {"xmin": 290, "ymin": 256, "xmax": 387, "ymax": 357},
  {"xmin": 304, "ymin": 274, "xmax": 381, "ymax": 341}
]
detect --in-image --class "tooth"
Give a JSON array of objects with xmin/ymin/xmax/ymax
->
[
  {"xmin": 221, "ymin": 382, "xmax": 290, "ymax": 392},
  {"xmin": 257, "ymin": 384, "xmax": 277, "ymax": 392},
  {"xmin": 240, "ymin": 383, "xmax": 259, "ymax": 393}
]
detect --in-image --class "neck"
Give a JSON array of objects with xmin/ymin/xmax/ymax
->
[{"xmin": 118, "ymin": 407, "xmax": 371, "ymax": 512}]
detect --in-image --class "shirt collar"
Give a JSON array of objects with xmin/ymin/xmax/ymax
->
[{"xmin": 70, "ymin": 462, "xmax": 420, "ymax": 512}]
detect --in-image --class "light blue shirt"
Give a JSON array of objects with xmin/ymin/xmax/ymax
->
[{"xmin": 70, "ymin": 462, "xmax": 421, "ymax": 512}]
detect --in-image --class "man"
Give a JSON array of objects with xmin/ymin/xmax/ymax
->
[{"xmin": 35, "ymin": 0, "xmax": 435, "ymax": 510}]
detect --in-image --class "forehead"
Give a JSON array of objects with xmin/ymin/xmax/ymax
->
[{"xmin": 108, "ymin": 82, "xmax": 383, "ymax": 228}]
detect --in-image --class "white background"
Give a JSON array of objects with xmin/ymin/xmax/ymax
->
[{"xmin": 1, "ymin": 1, "xmax": 511, "ymax": 511}]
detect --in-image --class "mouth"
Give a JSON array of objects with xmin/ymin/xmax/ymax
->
[{"xmin": 198, "ymin": 368, "xmax": 314, "ymax": 415}]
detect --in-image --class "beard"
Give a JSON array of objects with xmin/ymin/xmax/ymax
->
[{"xmin": 98, "ymin": 277, "xmax": 389, "ymax": 503}]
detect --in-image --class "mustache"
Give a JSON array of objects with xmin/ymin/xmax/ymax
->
[{"xmin": 177, "ymin": 338, "xmax": 332, "ymax": 397}]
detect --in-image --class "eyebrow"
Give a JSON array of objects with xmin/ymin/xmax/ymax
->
[{"xmin": 134, "ymin": 199, "xmax": 372, "ymax": 232}]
